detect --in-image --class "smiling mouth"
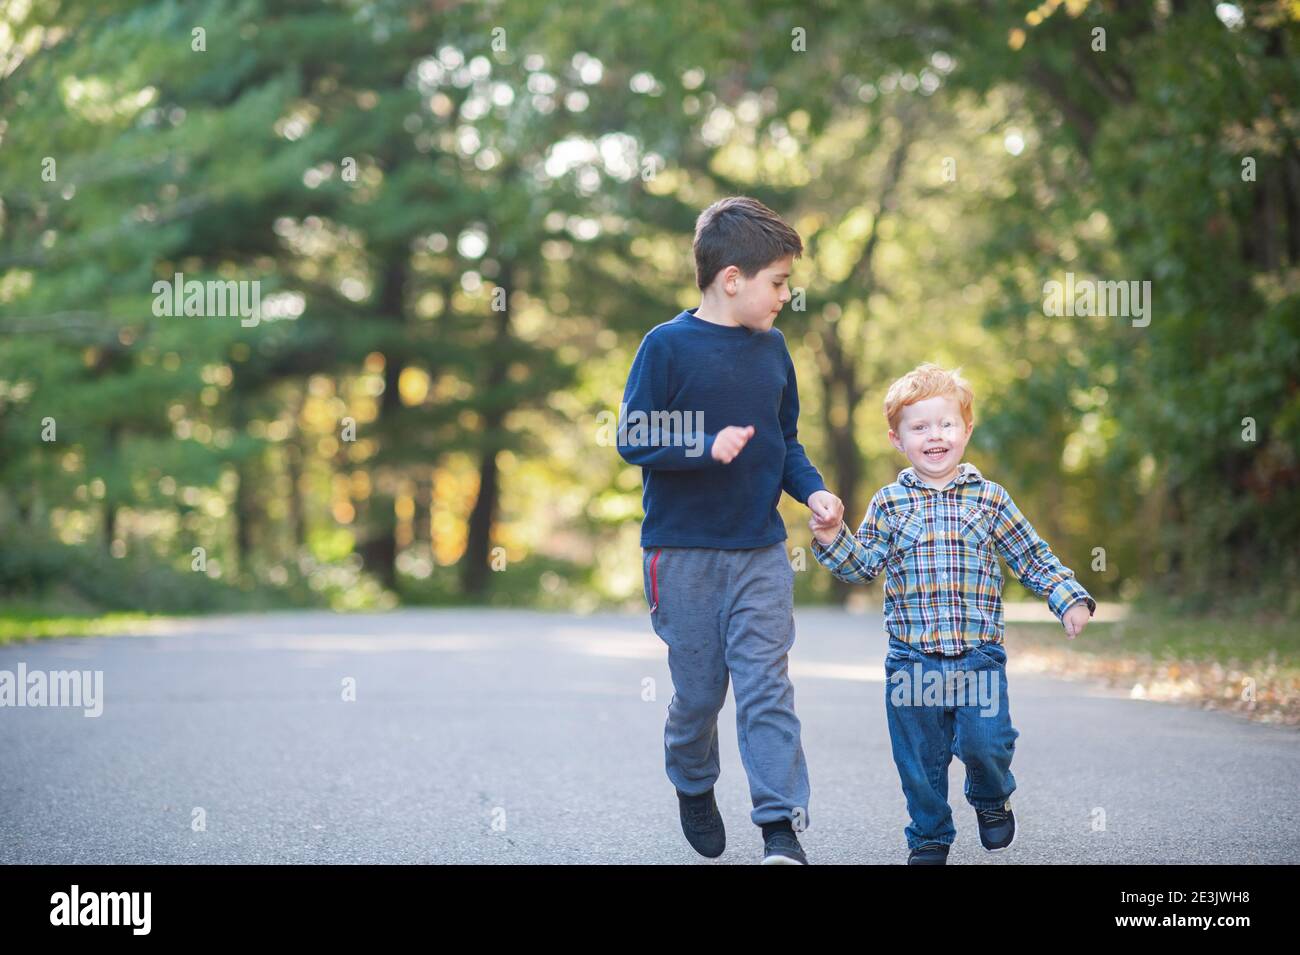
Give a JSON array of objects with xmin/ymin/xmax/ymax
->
[{"xmin": 923, "ymin": 447, "xmax": 949, "ymax": 460}]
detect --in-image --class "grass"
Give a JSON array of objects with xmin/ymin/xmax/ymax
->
[
  {"xmin": 0, "ymin": 606, "xmax": 166, "ymax": 646},
  {"xmin": 1006, "ymin": 613, "xmax": 1300, "ymax": 726},
  {"xmin": 1006, "ymin": 614, "xmax": 1300, "ymax": 668}
]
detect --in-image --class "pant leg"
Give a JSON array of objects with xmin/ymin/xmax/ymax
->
[
  {"xmin": 952, "ymin": 641, "xmax": 1019, "ymax": 810},
  {"xmin": 720, "ymin": 542, "xmax": 810, "ymax": 828},
  {"xmin": 643, "ymin": 546, "xmax": 729, "ymax": 796},
  {"xmin": 884, "ymin": 638, "xmax": 958, "ymax": 849}
]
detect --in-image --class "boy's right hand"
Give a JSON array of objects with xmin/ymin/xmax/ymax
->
[
  {"xmin": 711, "ymin": 425, "xmax": 755, "ymax": 464},
  {"xmin": 809, "ymin": 514, "xmax": 842, "ymax": 547}
]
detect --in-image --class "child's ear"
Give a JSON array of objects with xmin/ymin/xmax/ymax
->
[
  {"xmin": 722, "ymin": 265, "xmax": 740, "ymax": 296},
  {"xmin": 887, "ymin": 429, "xmax": 903, "ymax": 453}
]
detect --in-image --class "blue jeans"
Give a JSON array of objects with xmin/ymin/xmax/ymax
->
[{"xmin": 883, "ymin": 635, "xmax": 1019, "ymax": 850}]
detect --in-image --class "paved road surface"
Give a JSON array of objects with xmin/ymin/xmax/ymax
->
[{"xmin": 2, "ymin": 609, "xmax": 1296, "ymax": 864}]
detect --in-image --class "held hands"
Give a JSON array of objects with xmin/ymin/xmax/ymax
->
[
  {"xmin": 711, "ymin": 425, "xmax": 755, "ymax": 463},
  {"xmin": 1063, "ymin": 603, "xmax": 1092, "ymax": 639},
  {"xmin": 808, "ymin": 514, "xmax": 841, "ymax": 547},
  {"xmin": 807, "ymin": 490, "xmax": 845, "ymax": 547}
]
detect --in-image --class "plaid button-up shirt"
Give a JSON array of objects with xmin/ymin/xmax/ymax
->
[{"xmin": 811, "ymin": 463, "xmax": 1095, "ymax": 656}]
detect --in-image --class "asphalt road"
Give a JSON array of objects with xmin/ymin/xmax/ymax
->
[{"xmin": 1, "ymin": 608, "xmax": 1296, "ymax": 864}]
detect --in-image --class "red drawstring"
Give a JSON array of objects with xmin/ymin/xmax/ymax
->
[{"xmin": 649, "ymin": 549, "xmax": 662, "ymax": 612}]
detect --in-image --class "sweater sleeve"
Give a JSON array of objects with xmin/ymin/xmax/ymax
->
[
  {"xmin": 778, "ymin": 338, "xmax": 827, "ymax": 504},
  {"xmin": 616, "ymin": 331, "xmax": 723, "ymax": 470}
]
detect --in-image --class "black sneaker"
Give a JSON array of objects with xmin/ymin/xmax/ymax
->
[
  {"xmin": 907, "ymin": 842, "xmax": 950, "ymax": 865},
  {"xmin": 676, "ymin": 789, "xmax": 725, "ymax": 858},
  {"xmin": 976, "ymin": 800, "xmax": 1016, "ymax": 851},
  {"xmin": 760, "ymin": 821, "xmax": 808, "ymax": 865}
]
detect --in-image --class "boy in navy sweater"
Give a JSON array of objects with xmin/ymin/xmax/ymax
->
[{"xmin": 617, "ymin": 197, "xmax": 844, "ymax": 864}]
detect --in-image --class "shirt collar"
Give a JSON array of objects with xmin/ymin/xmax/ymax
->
[{"xmin": 898, "ymin": 462, "xmax": 983, "ymax": 491}]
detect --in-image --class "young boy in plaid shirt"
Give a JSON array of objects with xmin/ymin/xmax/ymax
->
[{"xmin": 809, "ymin": 363, "xmax": 1096, "ymax": 864}]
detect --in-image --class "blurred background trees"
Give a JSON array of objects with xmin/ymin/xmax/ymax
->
[{"xmin": 1, "ymin": 0, "xmax": 1296, "ymax": 616}]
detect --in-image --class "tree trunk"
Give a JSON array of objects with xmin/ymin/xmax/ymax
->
[
  {"xmin": 818, "ymin": 347, "xmax": 863, "ymax": 607},
  {"xmin": 461, "ymin": 264, "xmax": 514, "ymax": 597},
  {"xmin": 286, "ymin": 438, "xmax": 306, "ymax": 554},
  {"xmin": 102, "ymin": 422, "xmax": 122, "ymax": 553},
  {"xmin": 365, "ymin": 258, "xmax": 408, "ymax": 590}
]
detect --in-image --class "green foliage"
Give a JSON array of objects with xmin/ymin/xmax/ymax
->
[{"xmin": 0, "ymin": 0, "xmax": 1296, "ymax": 616}]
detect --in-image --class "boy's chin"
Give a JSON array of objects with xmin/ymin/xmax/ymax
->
[
  {"xmin": 743, "ymin": 315, "xmax": 775, "ymax": 331},
  {"xmin": 911, "ymin": 455, "xmax": 957, "ymax": 474}
]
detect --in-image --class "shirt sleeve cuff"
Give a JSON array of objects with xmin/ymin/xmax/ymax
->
[
  {"xmin": 1048, "ymin": 579, "xmax": 1097, "ymax": 621},
  {"xmin": 811, "ymin": 523, "xmax": 853, "ymax": 568}
]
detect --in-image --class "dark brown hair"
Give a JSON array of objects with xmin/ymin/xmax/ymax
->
[{"xmin": 693, "ymin": 196, "xmax": 803, "ymax": 291}]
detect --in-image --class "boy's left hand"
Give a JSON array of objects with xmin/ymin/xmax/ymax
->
[
  {"xmin": 807, "ymin": 490, "xmax": 844, "ymax": 528},
  {"xmin": 1063, "ymin": 603, "xmax": 1092, "ymax": 639}
]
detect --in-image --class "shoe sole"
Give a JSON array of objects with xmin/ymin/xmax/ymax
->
[
  {"xmin": 907, "ymin": 850, "xmax": 949, "ymax": 864},
  {"xmin": 983, "ymin": 818, "xmax": 1017, "ymax": 853},
  {"xmin": 761, "ymin": 854, "xmax": 806, "ymax": 865},
  {"xmin": 682, "ymin": 831, "xmax": 725, "ymax": 858}
]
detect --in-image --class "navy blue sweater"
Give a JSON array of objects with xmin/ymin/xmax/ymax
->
[{"xmin": 617, "ymin": 308, "xmax": 826, "ymax": 549}]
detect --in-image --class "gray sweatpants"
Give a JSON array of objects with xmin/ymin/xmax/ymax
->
[{"xmin": 641, "ymin": 541, "xmax": 810, "ymax": 828}]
